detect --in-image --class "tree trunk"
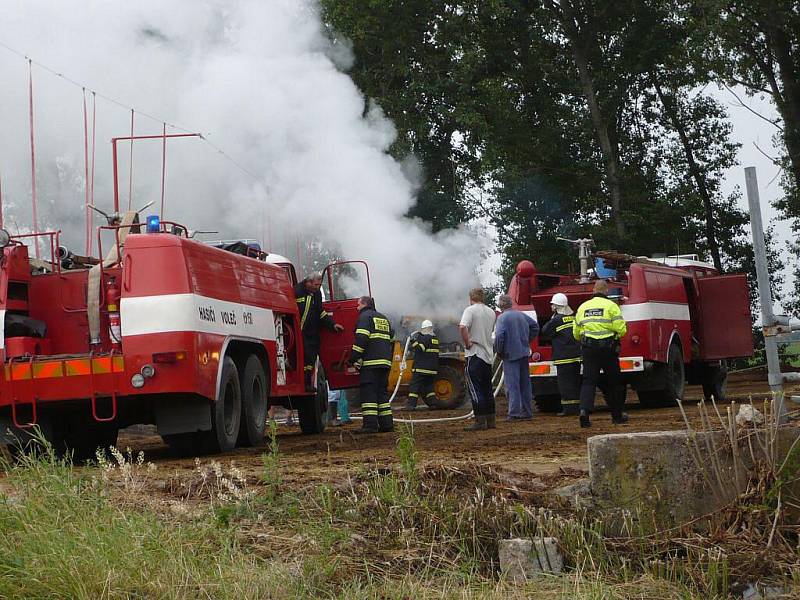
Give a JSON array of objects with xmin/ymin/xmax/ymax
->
[
  {"xmin": 770, "ymin": 28, "xmax": 800, "ymax": 206},
  {"xmin": 652, "ymin": 77, "xmax": 723, "ymax": 271},
  {"xmin": 547, "ymin": 0, "xmax": 626, "ymax": 240}
]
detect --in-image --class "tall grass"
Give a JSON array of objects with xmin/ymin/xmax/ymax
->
[{"xmin": 0, "ymin": 418, "xmax": 796, "ymax": 598}]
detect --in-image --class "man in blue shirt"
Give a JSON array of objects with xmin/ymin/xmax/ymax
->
[{"xmin": 494, "ymin": 294, "xmax": 539, "ymax": 420}]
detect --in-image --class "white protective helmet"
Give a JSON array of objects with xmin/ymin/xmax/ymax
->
[
  {"xmin": 421, "ymin": 319, "xmax": 434, "ymax": 330},
  {"xmin": 550, "ymin": 293, "xmax": 569, "ymax": 307}
]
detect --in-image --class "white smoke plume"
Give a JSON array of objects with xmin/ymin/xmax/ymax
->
[{"xmin": 0, "ymin": 1, "xmax": 486, "ymax": 317}]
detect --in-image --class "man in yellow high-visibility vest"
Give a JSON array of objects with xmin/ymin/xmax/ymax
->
[{"xmin": 573, "ymin": 279, "xmax": 628, "ymax": 428}]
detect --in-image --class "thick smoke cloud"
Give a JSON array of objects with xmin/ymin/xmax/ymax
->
[{"xmin": 0, "ymin": 1, "xmax": 485, "ymax": 317}]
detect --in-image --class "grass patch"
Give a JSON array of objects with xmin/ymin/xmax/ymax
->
[{"xmin": 0, "ymin": 422, "xmax": 797, "ymax": 598}]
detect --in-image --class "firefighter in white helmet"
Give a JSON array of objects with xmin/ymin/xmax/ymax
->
[
  {"xmin": 540, "ymin": 293, "xmax": 581, "ymax": 416},
  {"xmin": 402, "ymin": 319, "xmax": 439, "ymax": 411}
]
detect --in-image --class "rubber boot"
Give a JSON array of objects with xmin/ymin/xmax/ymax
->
[
  {"xmin": 579, "ymin": 409, "xmax": 591, "ymax": 428},
  {"xmin": 356, "ymin": 415, "xmax": 379, "ymax": 434},
  {"xmin": 612, "ymin": 412, "xmax": 629, "ymax": 425},
  {"xmin": 327, "ymin": 401, "xmax": 338, "ymax": 424},
  {"xmin": 378, "ymin": 413, "xmax": 394, "ymax": 433},
  {"xmin": 486, "ymin": 413, "xmax": 496, "ymax": 429},
  {"xmin": 464, "ymin": 414, "xmax": 488, "ymax": 431},
  {"xmin": 338, "ymin": 392, "xmax": 351, "ymax": 424}
]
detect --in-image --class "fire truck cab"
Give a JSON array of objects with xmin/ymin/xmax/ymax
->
[
  {"xmin": 0, "ymin": 221, "xmax": 366, "ymax": 457},
  {"xmin": 507, "ymin": 248, "xmax": 754, "ymax": 410}
]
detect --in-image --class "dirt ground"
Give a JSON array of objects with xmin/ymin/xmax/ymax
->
[{"xmin": 118, "ymin": 368, "xmax": 789, "ymax": 494}]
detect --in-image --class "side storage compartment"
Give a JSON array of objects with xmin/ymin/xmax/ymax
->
[{"xmin": 694, "ymin": 275, "xmax": 754, "ymax": 360}]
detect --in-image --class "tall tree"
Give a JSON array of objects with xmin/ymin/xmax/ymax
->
[{"xmin": 698, "ymin": 0, "xmax": 800, "ymax": 212}]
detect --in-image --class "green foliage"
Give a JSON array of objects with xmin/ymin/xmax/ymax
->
[{"xmin": 320, "ymin": 0, "xmax": 765, "ymax": 301}]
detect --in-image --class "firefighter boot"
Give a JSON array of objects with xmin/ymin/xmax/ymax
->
[
  {"xmin": 486, "ymin": 413, "xmax": 496, "ymax": 429},
  {"xmin": 579, "ymin": 410, "xmax": 591, "ymax": 428},
  {"xmin": 464, "ymin": 415, "xmax": 488, "ymax": 431},
  {"xmin": 378, "ymin": 413, "xmax": 394, "ymax": 433},
  {"xmin": 355, "ymin": 415, "xmax": 379, "ymax": 434},
  {"xmin": 401, "ymin": 394, "xmax": 418, "ymax": 411},
  {"xmin": 612, "ymin": 411, "xmax": 629, "ymax": 425}
]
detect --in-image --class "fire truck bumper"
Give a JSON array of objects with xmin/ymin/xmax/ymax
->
[{"xmin": 527, "ymin": 356, "xmax": 645, "ymax": 378}]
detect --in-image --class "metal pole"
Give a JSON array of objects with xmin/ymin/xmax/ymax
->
[{"xmin": 745, "ymin": 167, "xmax": 786, "ymax": 418}]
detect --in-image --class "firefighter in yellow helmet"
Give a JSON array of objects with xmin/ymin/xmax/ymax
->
[{"xmin": 573, "ymin": 279, "xmax": 628, "ymax": 428}]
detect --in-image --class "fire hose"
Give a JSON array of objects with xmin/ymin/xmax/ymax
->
[{"xmin": 341, "ymin": 332, "xmax": 505, "ymax": 425}]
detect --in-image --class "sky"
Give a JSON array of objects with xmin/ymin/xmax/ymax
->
[{"xmin": 0, "ymin": 1, "xmax": 792, "ymax": 316}]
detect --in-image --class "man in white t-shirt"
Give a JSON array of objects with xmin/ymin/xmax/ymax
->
[{"xmin": 459, "ymin": 287, "xmax": 497, "ymax": 430}]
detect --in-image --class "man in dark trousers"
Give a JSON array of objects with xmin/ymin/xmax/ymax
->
[
  {"xmin": 295, "ymin": 273, "xmax": 343, "ymax": 390},
  {"xmin": 348, "ymin": 296, "xmax": 394, "ymax": 433},
  {"xmin": 540, "ymin": 293, "xmax": 581, "ymax": 416},
  {"xmin": 459, "ymin": 287, "xmax": 497, "ymax": 431},
  {"xmin": 403, "ymin": 319, "xmax": 439, "ymax": 411},
  {"xmin": 573, "ymin": 279, "xmax": 628, "ymax": 428}
]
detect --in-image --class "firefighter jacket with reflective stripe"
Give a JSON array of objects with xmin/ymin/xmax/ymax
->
[
  {"xmin": 541, "ymin": 314, "xmax": 582, "ymax": 364},
  {"xmin": 349, "ymin": 308, "xmax": 394, "ymax": 369},
  {"xmin": 573, "ymin": 294, "xmax": 627, "ymax": 342},
  {"xmin": 410, "ymin": 333, "xmax": 439, "ymax": 375},
  {"xmin": 294, "ymin": 283, "xmax": 336, "ymax": 339}
]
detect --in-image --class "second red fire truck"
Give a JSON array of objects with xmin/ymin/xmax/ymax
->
[{"xmin": 507, "ymin": 240, "xmax": 754, "ymax": 410}]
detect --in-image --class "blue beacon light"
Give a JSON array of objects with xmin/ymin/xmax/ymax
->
[{"xmin": 146, "ymin": 215, "xmax": 160, "ymax": 233}]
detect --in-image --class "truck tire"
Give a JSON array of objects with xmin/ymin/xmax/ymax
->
[
  {"xmin": 298, "ymin": 369, "xmax": 327, "ymax": 434},
  {"xmin": 206, "ymin": 356, "xmax": 242, "ymax": 452},
  {"xmin": 702, "ymin": 361, "xmax": 728, "ymax": 402},
  {"xmin": 638, "ymin": 343, "xmax": 685, "ymax": 407},
  {"xmin": 534, "ymin": 394, "xmax": 562, "ymax": 413},
  {"xmin": 237, "ymin": 354, "xmax": 269, "ymax": 447},
  {"xmin": 423, "ymin": 363, "xmax": 465, "ymax": 410}
]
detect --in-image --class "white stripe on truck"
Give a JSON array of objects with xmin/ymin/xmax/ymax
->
[
  {"xmin": 121, "ymin": 294, "xmax": 276, "ymax": 341},
  {"xmin": 621, "ymin": 302, "xmax": 690, "ymax": 322}
]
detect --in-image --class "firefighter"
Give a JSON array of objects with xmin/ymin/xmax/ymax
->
[
  {"xmin": 402, "ymin": 319, "xmax": 439, "ymax": 411},
  {"xmin": 573, "ymin": 279, "xmax": 629, "ymax": 428},
  {"xmin": 348, "ymin": 296, "xmax": 395, "ymax": 433},
  {"xmin": 540, "ymin": 293, "xmax": 581, "ymax": 416},
  {"xmin": 295, "ymin": 273, "xmax": 344, "ymax": 390}
]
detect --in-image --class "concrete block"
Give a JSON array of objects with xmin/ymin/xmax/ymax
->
[
  {"xmin": 499, "ymin": 537, "xmax": 562, "ymax": 582},
  {"xmin": 588, "ymin": 428, "xmax": 800, "ymax": 524}
]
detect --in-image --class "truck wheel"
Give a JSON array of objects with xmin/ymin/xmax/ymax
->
[
  {"xmin": 534, "ymin": 394, "xmax": 562, "ymax": 413},
  {"xmin": 423, "ymin": 364, "xmax": 465, "ymax": 409},
  {"xmin": 237, "ymin": 355, "xmax": 269, "ymax": 447},
  {"xmin": 638, "ymin": 343, "xmax": 685, "ymax": 407},
  {"xmin": 298, "ymin": 370, "xmax": 327, "ymax": 435},
  {"xmin": 206, "ymin": 356, "xmax": 242, "ymax": 452},
  {"xmin": 702, "ymin": 361, "xmax": 728, "ymax": 402}
]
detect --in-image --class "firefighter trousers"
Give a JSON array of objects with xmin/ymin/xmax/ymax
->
[
  {"xmin": 555, "ymin": 361, "xmax": 581, "ymax": 413},
  {"xmin": 359, "ymin": 367, "xmax": 393, "ymax": 432},
  {"xmin": 465, "ymin": 355, "xmax": 495, "ymax": 416},
  {"xmin": 303, "ymin": 336, "xmax": 320, "ymax": 387},
  {"xmin": 407, "ymin": 371, "xmax": 436, "ymax": 408},
  {"xmin": 579, "ymin": 345, "xmax": 624, "ymax": 418}
]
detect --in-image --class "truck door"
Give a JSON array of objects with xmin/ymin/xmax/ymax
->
[
  {"xmin": 694, "ymin": 274, "xmax": 754, "ymax": 359},
  {"xmin": 318, "ymin": 261, "xmax": 371, "ymax": 389}
]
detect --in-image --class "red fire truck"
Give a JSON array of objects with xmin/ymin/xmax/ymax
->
[
  {"xmin": 507, "ymin": 241, "xmax": 754, "ymax": 410},
  {"xmin": 0, "ymin": 219, "xmax": 367, "ymax": 458}
]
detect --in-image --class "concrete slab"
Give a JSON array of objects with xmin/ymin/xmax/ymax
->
[
  {"xmin": 499, "ymin": 537, "xmax": 563, "ymax": 582},
  {"xmin": 587, "ymin": 427, "xmax": 800, "ymax": 524}
]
